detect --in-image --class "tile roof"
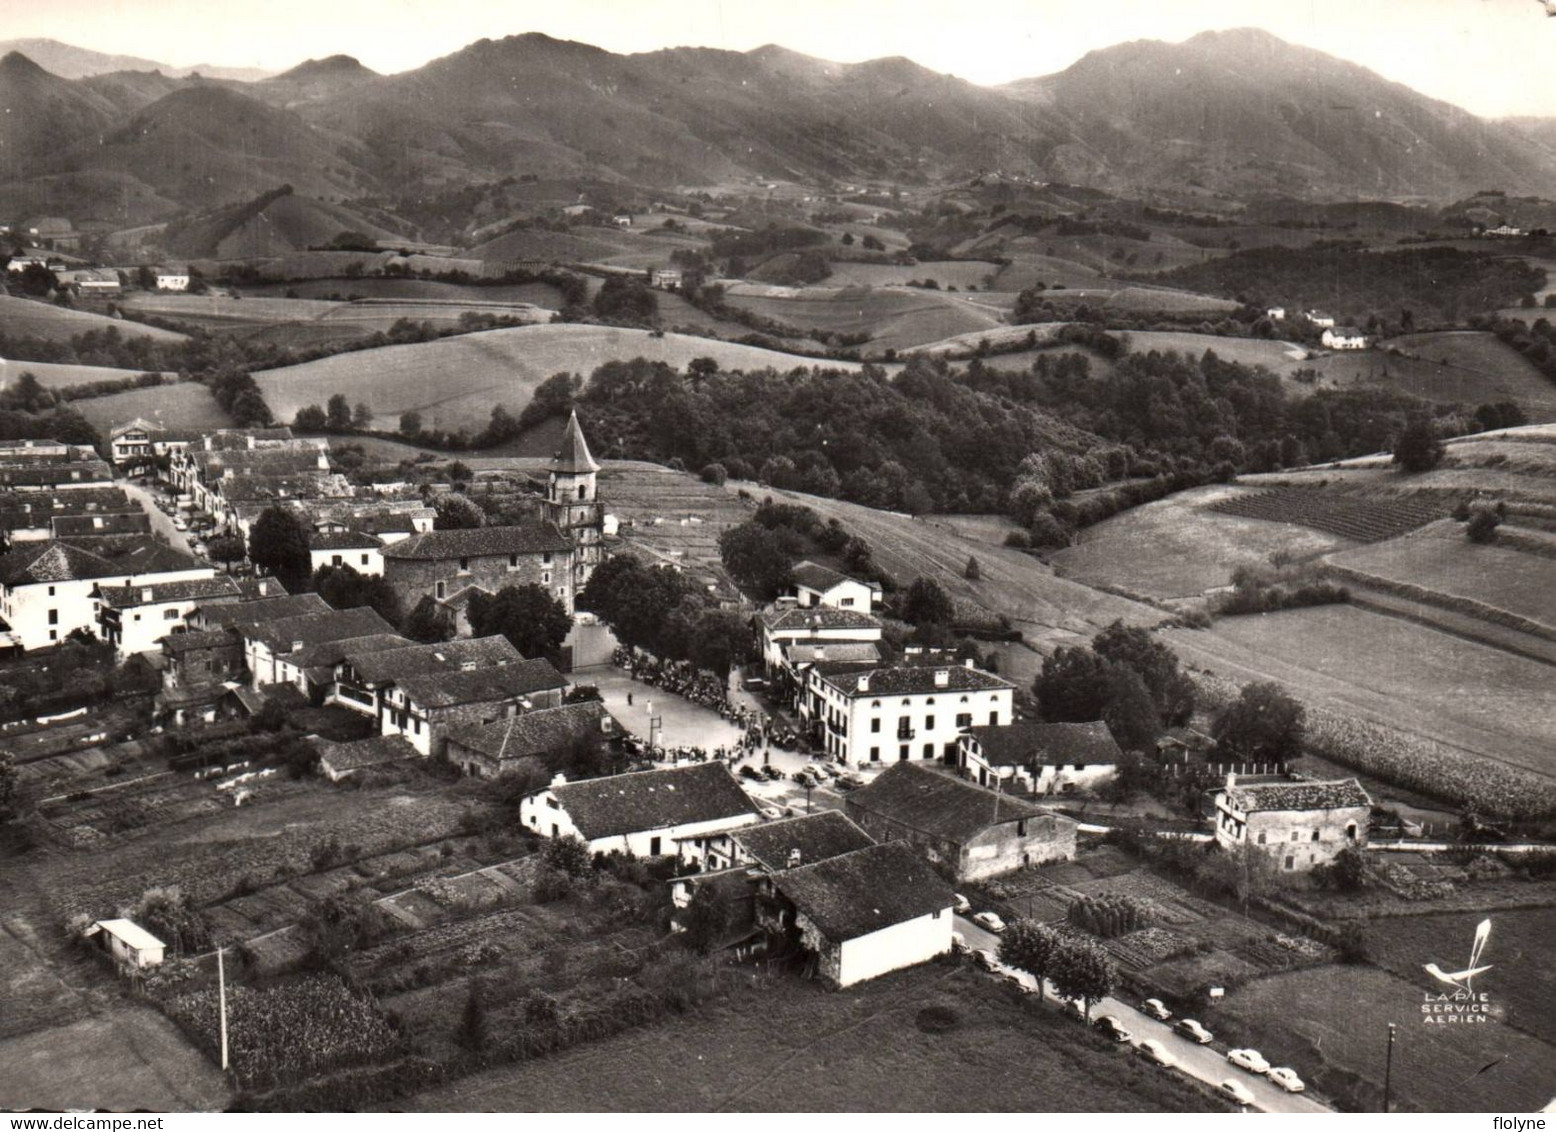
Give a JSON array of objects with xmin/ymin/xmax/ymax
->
[
  {"xmin": 310, "ymin": 530, "xmax": 382, "ymax": 551},
  {"xmin": 345, "ymin": 635, "xmax": 521, "ymax": 684},
  {"xmin": 1227, "ymin": 778, "xmax": 1371, "ymax": 814},
  {"xmin": 0, "ymin": 461, "xmax": 112, "ymax": 487},
  {"xmin": 96, "ymin": 576, "xmax": 242, "ymax": 609},
  {"xmin": 249, "ymin": 607, "xmax": 395, "ymax": 652},
  {"xmin": 316, "ymin": 735, "xmax": 418, "ymax": 773},
  {"xmin": 771, "ymin": 842, "xmax": 954, "ymax": 943},
  {"xmin": 0, "ymin": 540, "xmax": 117, "ymax": 584},
  {"xmin": 49, "ymin": 512, "xmax": 151, "ymax": 538},
  {"xmin": 730, "ymin": 811, "xmax": 875, "ymax": 872},
  {"xmin": 383, "ymin": 522, "xmax": 573, "ymax": 560},
  {"xmin": 964, "ymin": 721, "xmax": 1123, "ymax": 767},
  {"xmin": 550, "ymin": 410, "xmax": 600, "ymax": 474},
  {"xmin": 197, "ymin": 593, "xmax": 329, "ymax": 628},
  {"xmin": 760, "ymin": 606, "xmax": 882, "ymax": 632},
  {"xmin": 290, "ymin": 632, "xmax": 410, "ymax": 671},
  {"xmin": 845, "ymin": 762, "xmax": 1053, "ymax": 844},
  {"xmin": 790, "ymin": 560, "xmax": 854, "ymax": 593},
  {"xmin": 398, "ymin": 657, "xmax": 566, "ymax": 708},
  {"xmin": 235, "ymin": 577, "xmax": 289, "ymax": 600},
  {"xmin": 161, "ymin": 628, "xmax": 238, "ymax": 654},
  {"xmin": 818, "ymin": 664, "xmax": 1013, "ymax": 698},
  {"xmin": 782, "ymin": 641, "xmax": 882, "ymax": 666},
  {"xmin": 548, "ymin": 762, "xmax": 761, "ymax": 841},
  {"xmin": 445, "ymin": 701, "xmax": 612, "ymax": 761},
  {"xmin": 90, "ymin": 918, "xmax": 165, "ymax": 952}
]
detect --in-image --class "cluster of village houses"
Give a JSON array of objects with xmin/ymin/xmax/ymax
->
[{"xmin": 0, "ymin": 417, "xmax": 1371, "ymax": 988}]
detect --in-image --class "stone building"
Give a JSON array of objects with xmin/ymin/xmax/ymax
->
[
  {"xmin": 381, "ymin": 522, "xmax": 576, "ymax": 629},
  {"xmin": 1213, "ymin": 774, "xmax": 1371, "ymax": 871},
  {"xmin": 540, "ymin": 411, "xmax": 605, "ymax": 591}
]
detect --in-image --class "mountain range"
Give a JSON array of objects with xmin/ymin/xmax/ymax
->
[{"xmin": 2, "ymin": 28, "xmax": 1554, "ymax": 232}]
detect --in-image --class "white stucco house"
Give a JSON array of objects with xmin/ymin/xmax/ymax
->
[
  {"xmin": 758, "ymin": 841, "xmax": 954, "ymax": 989},
  {"xmin": 958, "ymin": 720, "xmax": 1122, "ymax": 796},
  {"xmin": 787, "ymin": 561, "xmax": 879, "ymax": 612},
  {"xmin": 309, "ymin": 530, "xmax": 385, "ymax": 576},
  {"xmin": 85, "ymin": 919, "xmax": 165, "ymax": 974},
  {"xmin": 807, "ymin": 662, "xmax": 1015, "ymax": 765},
  {"xmin": 1321, "ymin": 326, "xmax": 1368, "ymax": 350},
  {"xmin": 520, "ymin": 762, "xmax": 762, "ymax": 857}
]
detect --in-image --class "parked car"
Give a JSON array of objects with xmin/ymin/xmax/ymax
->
[
  {"xmin": 1228, "ymin": 1049, "xmax": 1271, "ymax": 1075},
  {"xmin": 171, "ymin": 517, "xmax": 188, "ymax": 531},
  {"xmin": 758, "ymin": 804, "xmax": 784, "ymax": 820},
  {"xmin": 836, "ymin": 773, "xmax": 865, "ymax": 791},
  {"xmin": 742, "ymin": 677, "xmax": 767, "ymax": 691},
  {"xmin": 1137, "ymin": 1039, "xmax": 1176, "ymax": 1068},
  {"xmin": 1140, "ymin": 998, "xmax": 1171, "ymax": 1021},
  {"xmin": 1267, "ymin": 1067, "xmax": 1306, "ymax": 1093},
  {"xmin": 1175, "ymin": 1018, "xmax": 1214, "ymax": 1044},
  {"xmin": 812, "ymin": 763, "xmax": 839, "ymax": 779},
  {"xmin": 950, "ymin": 932, "xmax": 968, "ymax": 954},
  {"xmin": 972, "ymin": 911, "xmax": 1006, "ymax": 934},
  {"xmin": 759, "ymin": 765, "xmax": 783, "ymax": 781},
  {"xmin": 1218, "ymin": 1079, "xmax": 1256, "ymax": 1107},
  {"xmin": 972, "ymin": 949, "xmax": 999, "ymax": 972},
  {"xmin": 740, "ymin": 765, "xmax": 763, "ymax": 782},
  {"xmin": 1093, "ymin": 1015, "xmax": 1132, "ymax": 1043},
  {"xmin": 952, "ymin": 893, "xmax": 971, "ymax": 914}
]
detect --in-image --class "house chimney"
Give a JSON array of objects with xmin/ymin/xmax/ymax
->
[
  {"xmin": 964, "ymin": 657, "xmax": 974, "ymax": 669},
  {"xmin": 1225, "ymin": 771, "xmax": 1236, "ymax": 792},
  {"xmin": 814, "ymin": 646, "xmax": 825, "ymax": 661},
  {"xmin": 141, "ymin": 587, "xmax": 153, "ymax": 603},
  {"xmin": 257, "ymin": 580, "xmax": 269, "ymax": 596},
  {"xmin": 788, "ymin": 847, "xmax": 802, "ymax": 868},
  {"xmin": 292, "ymin": 639, "xmax": 305, "ymax": 653},
  {"xmin": 550, "ymin": 771, "xmax": 567, "ymax": 787},
  {"xmin": 856, "ymin": 674, "xmax": 869, "ymax": 693},
  {"xmin": 934, "ymin": 669, "xmax": 949, "ymax": 688}
]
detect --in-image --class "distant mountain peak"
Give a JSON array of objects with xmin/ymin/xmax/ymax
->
[
  {"xmin": 0, "ymin": 50, "xmax": 47, "ymax": 75},
  {"xmin": 272, "ymin": 54, "xmax": 377, "ymax": 81}
]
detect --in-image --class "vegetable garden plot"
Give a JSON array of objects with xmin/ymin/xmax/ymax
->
[{"xmin": 1208, "ymin": 487, "xmax": 1448, "ymax": 542}]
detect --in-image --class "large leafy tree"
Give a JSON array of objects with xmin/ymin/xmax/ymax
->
[
  {"xmin": 1212, "ymin": 681, "xmax": 1306, "ymax": 764},
  {"xmin": 432, "ymin": 493, "xmax": 485, "ymax": 530},
  {"xmin": 1092, "ymin": 620, "xmax": 1195, "ymax": 727},
  {"xmin": 248, "ymin": 506, "xmax": 312, "ymax": 589},
  {"xmin": 718, "ymin": 521, "xmax": 795, "ymax": 600},
  {"xmin": 1033, "ymin": 646, "xmax": 1113, "ymax": 723},
  {"xmin": 467, "ymin": 585, "xmax": 573, "ymax": 659},
  {"xmin": 1047, "ymin": 935, "xmax": 1117, "ymax": 1022},
  {"xmin": 999, "ymin": 919, "xmax": 1061, "ymax": 997},
  {"xmin": 902, "ymin": 576, "xmax": 955, "ymax": 626},
  {"xmin": 313, "ymin": 563, "xmax": 403, "ymax": 628},
  {"xmin": 1392, "ymin": 417, "xmax": 1444, "ymax": 474}
]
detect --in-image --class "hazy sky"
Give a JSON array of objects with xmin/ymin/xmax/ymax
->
[{"xmin": 3, "ymin": 0, "xmax": 1553, "ymax": 117}]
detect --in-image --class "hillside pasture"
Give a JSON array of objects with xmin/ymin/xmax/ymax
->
[
  {"xmin": 1324, "ymin": 520, "xmax": 1556, "ymax": 637},
  {"xmin": 69, "ymin": 382, "xmax": 231, "ymax": 433},
  {"xmin": 1050, "ymin": 484, "xmax": 1356, "ymax": 600},
  {"xmin": 120, "ymin": 293, "xmax": 341, "ymax": 325},
  {"xmin": 1298, "ymin": 332, "xmax": 1556, "ymax": 419},
  {"xmin": 1214, "ymin": 965, "xmax": 1553, "ymax": 1113},
  {"xmin": 1208, "ymin": 487, "xmax": 1449, "ymax": 543},
  {"xmin": 242, "ymin": 278, "xmax": 567, "ymax": 308},
  {"xmin": 1121, "ymin": 330, "xmax": 1307, "ymax": 370},
  {"xmin": 722, "ymin": 285, "xmax": 1003, "ymax": 351},
  {"xmin": 822, "ymin": 260, "xmax": 1003, "ymax": 290},
  {"xmin": 0, "ymin": 296, "xmax": 187, "ymax": 343},
  {"xmin": 465, "ymin": 226, "xmax": 645, "ymax": 264},
  {"xmin": 1168, "ymin": 606, "xmax": 1556, "ymax": 780},
  {"xmin": 0, "ymin": 359, "xmax": 174, "ymax": 391},
  {"xmin": 254, "ymin": 325, "xmax": 853, "ymax": 434}
]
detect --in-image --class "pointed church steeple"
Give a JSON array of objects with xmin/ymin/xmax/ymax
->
[{"xmin": 551, "ymin": 410, "xmax": 600, "ymax": 475}]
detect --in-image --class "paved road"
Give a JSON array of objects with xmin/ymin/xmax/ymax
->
[
  {"xmin": 954, "ymin": 914, "xmax": 1332, "ymax": 1114},
  {"xmin": 117, "ymin": 479, "xmax": 193, "ymax": 553}
]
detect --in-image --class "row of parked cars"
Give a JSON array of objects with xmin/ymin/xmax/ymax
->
[
  {"xmin": 952, "ymin": 923, "xmax": 1306, "ymax": 1107},
  {"xmin": 737, "ymin": 762, "xmax": 866, "ymax": 792}
]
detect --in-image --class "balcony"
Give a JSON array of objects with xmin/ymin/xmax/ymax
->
[{"xmin": 896, "ymin": 726, "xmax": 916, "ymax": 740}]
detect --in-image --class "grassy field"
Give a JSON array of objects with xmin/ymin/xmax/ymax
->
[
  {"xmin": 255, "ymin": 325, "xmax": 855, "ymax": 433},
  {"xmin": 822, "ymin": 260, "xmax": 1003, "ymax": 289},
  {"xmin": 0, "ymin": 295, "xmax": 187, "ymax": 343},
  {"xmin": 1299, "ymin": 332, "xmax": 1556, "ymax": 420},
  {"xmin": 402, "ymin": 964, "xmax": 1222, "ymax": 1112},
  {"xmin": 243, "ymin": 278, "xmax": 566, "ymax": 307},
  {"xmin": 1168, "ymin": 606, "xmax": 1556, "ymax": 780},
  {"xmin": 121, "ymin": 293, "xmax": 341, "ymax": 323},
  {"xmin": 1123, "ymin": 330, "xmax": 1308, "ymax": 371},
  {"xmin": 1366, "ymin": 908, "xmax": 1556, "ymax": 1046},
  {"xmin": 1326, "ymin": 520, "xmax": 1556, "ymax": 634},
  {"xmin": 1215, "ymin": 965, "xmax": 1554, "ymax": 1113},
  {"xmin": 1050, "ymin": 484, "xmax": 1355, "ymax": 600},
  {"xmin": 755, "ymin": 484, "xmax": 1163, "ymax": 650},
  {"xmin": 0, "ymin": 358, "xmax": 175, "ymax": 389},
  {"xmin": 70, "ymin": 382, "xmax": 232, "ymax": 433},
  {"xmin": 722, "ymin": 285, "xmax": 1004, "ymax": 352}
]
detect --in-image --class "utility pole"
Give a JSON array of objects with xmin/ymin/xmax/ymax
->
[
  {"xmin": 217, "ymin": 946, "xmax": 230, "ymax": 1073},
  {"xmin": 1382, "ymin": 1022, "xmax": 1397, "ymax": 1113}
]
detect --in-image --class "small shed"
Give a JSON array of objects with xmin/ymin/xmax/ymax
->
[{"xmin": 86, "ymin": 918, "xmax": 166, "ymax": 973}]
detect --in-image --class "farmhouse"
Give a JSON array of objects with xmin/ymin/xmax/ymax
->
[
  {"xmin": 382, "ymin": 522, "xmax": 577, "ymax": 626},
  {"xmin": 309, "ymin": 530, "xmax": 384, "ymax": 576},
  {"xmin": 444, "ymin": 700, "xmax": 619, "ymax": 778},
  {"xmin": 787, "ymin": 560, "xmax": 879, "ymax": 611},
  {"xmin": 680, "ymin": 809, "xmax": 875, "ymax": 873},
  {"xmin": 757, "ymin": 841, "xmax": 954, "ymax": 989},
  {"xmin": 332, "ymin": 634, "xmax": 522, "ymax": 718},
  {"xmin": 384, "ymin": 658, "xmax": 568, "ymax": 756},
  {"xmin": 276, "ymin": 632, "xmax": 410, "ymax": 703},
  {"xmin": 1, "ymin": 488, "xmax": 140, "ymax": 546},
  {"xmin": 1305, "ymin": 310, "xmax": 1337, "ymax": 329},
  {"xmin": 240, "ymin": 606, "xmax": 396, "ymax": 689},
  {"xmin": 958, "ymin": 720, "xmax": 1122, "ymax": 795},
  {"xmin": 155, "ymin": 270, "xmax": 190, "ymax": 291},
  {"xmin": 844, "ymin": 762, "xmax": 1077, "ymax": 882},
  {"xmin": 519, "ymin": 762, "xmax": 762, "ymax": 857},
  {"xmin": 651, "ymin": 268, "xmax": 683, "ymax": 290},
  {"xmin": 807, "ymin": 661, "xmax": 1014, "ymax": 765},
  {"xmin": 1322, "ymin": 326, "xmax": 1368, "ymax": 350},
  {"xmin": 191, "ymin": 591, "xmax": 328, "ymax": 632},
  {"xmin": 0, "ymin": 442, "xmax": 114, "ymax": 492},
  {"xmin": 1213, "ymin": 773, "xmax": 1371, "ymax": 871},
  {"xmin": 0, "ymin": 538, "xmax": 212, "ymax": 651},
  {"xmin": 84, "ymin": 919, "xmax": 165, "ymax": 975},
  {"xmin": 95, "ymin": 575, "xmax": 244, "ymax": 660},
  {"xmin": 1265, "ymin": 306, "xmax": 1286, "ymax": 320}
]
